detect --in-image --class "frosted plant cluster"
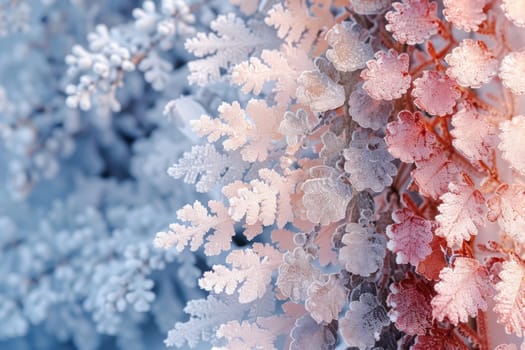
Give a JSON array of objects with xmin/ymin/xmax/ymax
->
[{"xmin": 3, "ymin": 0, "xmax": 525, "ymax": 350}]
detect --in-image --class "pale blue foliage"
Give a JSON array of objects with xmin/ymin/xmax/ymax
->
[{"xmin": 0, "ymin": 0, "xmax": 232, "ymax": 349}]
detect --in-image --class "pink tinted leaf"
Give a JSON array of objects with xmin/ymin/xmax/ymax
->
[
  {"xmin": 435, "ymin": 174, "xmax": 486, "ymax": 248},
  {"xmin": 325, "ymin": 22, "xmax": 374, "ymax": 72},
  {"xmin": 386, "ymin": 208, "xmax": 433, "ymax": 266},
  {"xmin": 387, "ymin": 273, "xmax": 433, "ymax": 335},
  {"xmin": 451, "ymin": 103, "xmax": 498, "ymax": 162},
  {"xmin": 502, "ymin": 0, "xmax": 525, "ymax": 28},
  {"xmin": 445, "ymin": 39, "xmax": 498, "ymax": 88},
  {"xmin": 431, "ymin": 257, "xmax": 493, "ymax": 325},
  {"xmin": 487, "ymin": 184, "xmax": 525, "ymax": 245},
  {"xmin": 412, "ymin": 71, "xmax": 460, "ymax": 116},
  {"xmin": 216, "ymin": 321, "xmax": 276, "ymax": 350},
  {"xmin": 385, "ymin": 110, "xmax": 437, "ymax": 163},
  {"xmin": 385, "ymin": 0, "xmax": 439, "ymax": 45},
  {"xmin": 443, "ymin": 0, "xmax": 488, "ymax": 32},
  {"xmin": 276, "ymin": 248, "xmax": 321, "ymax": 302},
  {"xmin": 361, "ymin": 49, "xmax": 411, "ymax": 101},
  {"xmin": 305, "ymin": 274, "xmax": 347, "ymax": 323},
  {"xmin": 242, "ymin": 100, "xmax": 283, "ymax": 162},
  {"xmin": 296, "ymin": 69, "xmax": 345, "ymax": 114},
  {"xmin": 417, "ymin": 236, "xmax": 447, "ymax": 281},
  {"xmin": 494, "ymin": 259, "xmax": 525, "ymax": 336},
  {"xmin": 500, "ymin": 51, "xmax": 525, "ymax": 95},
  {"xmin": 412, "ymin": 151, "xmax": 461, "ymax": 200},
  {"xmin": 499, "ymin": 115, "xmax": 525, "ymax": 175}
]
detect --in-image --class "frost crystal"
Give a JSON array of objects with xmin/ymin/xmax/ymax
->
[
  {"xmin": 385, "ymin": 0, "xmax": 439, "ymax": 45},
  {"xmin": 361, "ymin": 49, "xmax": 411, "ymax": 101}
]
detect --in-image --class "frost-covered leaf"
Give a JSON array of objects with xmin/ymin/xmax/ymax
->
[
  {"xmin": 167, "ymin": 144, "xmax": 245, "ymax": 192},
  {"xmin": 290, "ymin": 315, "xmax": 337, "ymax": 350},
  {"xmin": 387, "ymin": 274, "xmax": 433, "ymax": 335},
  {"xmin": 319, "ymin": 131, "xmax": 346, "ymax": 164},
  {"xmin": 224, "ymin": 168, "xmax": 296, "ymax": 228},
  {"xmin": 343, "ymin": 129, "xmax": 397, "ymax": 192},
  {"xmin": 436, "ymin": 174, "xmax": 486, "ymax": 248},
  {"xmin": 487, "ymin": 184, "xmax": 525, "ymax": 244},
  {"xmin": 296, "ymin": 69, "xmax": 345, "ymax": 114},
  {"xmin": 385, "ymin": 110, "xmax": 437, "ymax": 163},
  {"xmin": 165, "ymin": 294, "xmax": 257, "ymax": 348},
  {"xmin": 325, "ymin": 22, "xmax": 374, "ymax": 72},
  {"xmin": 416, "ymin": 236, "xmax": 447, "ymax": 281},
  {"xmin": 413, "ymin": 152, "xmax": 461, "ymax": 200},
  {"xmin": 340, "ymin": 293, "xmax": 390, "ymax": 349},
  {"xmin": 305, "ymin": 274, "xmax": 347, "ymax": 324},
  {"xmin": 386, "ymin": 208, "xmax": 433, "ymax": 266},
  {"xmin": 412, "ymin": 71, "xmax": 460, "ymax": 116},
  {"xmin": 339, "ymin": 223, "xmax": 386, "ymax": 277},
  {"xmin": 431, "ymin": 257, "xmax": 493, "ymax": 325},
  {"xmin": 191, "ymin": 101, "xmax": 251, "ymax": 150},
  {"xmin": 279, "ymin": 109, "xmax": 313, "ymax": 146},
  {"xmin": 451, "ymin": 103, "xmax": 499, "ymax": 162},
  {"xmin": 215, "ymin": 321, "xmax": 277, "ymax": 350},
  {"xmin": 265, "ymin": 0, "xmax": 335, "ymax": 48},
  {"xmin": 185, "ymin": 14, "xmax": 272, "ymax": 84},
  {"xmin": 494, "ymin": 259, "xmax": 525, "ymax": 337},
  {"xmin": 445, "ymin": 39, "xmax": 498, "ymax": 88},
  {"xmin": 443, "ymin": 0, "xmax": 489, "ymax": 32},
  {"xmin": 502, "ymin": 0, "xmax": 525, "ymax": 28},
  {"xmin": 361, "ymin": 49, "xmax": 411, "ymax": 101},
  {"xmin": 277, "ymin": 248, "xmax": 321, "ymax": 302},
  {"xmin": 500, "ymin": 51, "xmax": 525, "ymax": 95},
  {"xmin": 348, "ymin": 85, "xmax": 393, "ymax": 130},
  {"xmin": 301, "ymin": 167, "xmax": 353, "ymax": 225},
  {"xmin": 240, "ymin": 100, "xmax": 283, "ymax": 162},
  {"xmin": 499, "ymin": 115, "xmax": 525, "ymax": 175},
  {"xmin": 191, "ymin": 100, "xmax": 282, "ymax": 162},
  {"xmin": 232, "ymin": 48, "xmax": 313, "ymax": 106},
  {"xmin": 385, "ymin": 0, "xmax": 439, "ymax": 45},
  {"xmin": 154, "ymin": 200, "xmax": 235, "ymax": 256},
  {"xmin": 199, "ymin": 243, "xmax": 281, "ymax": 303}
]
